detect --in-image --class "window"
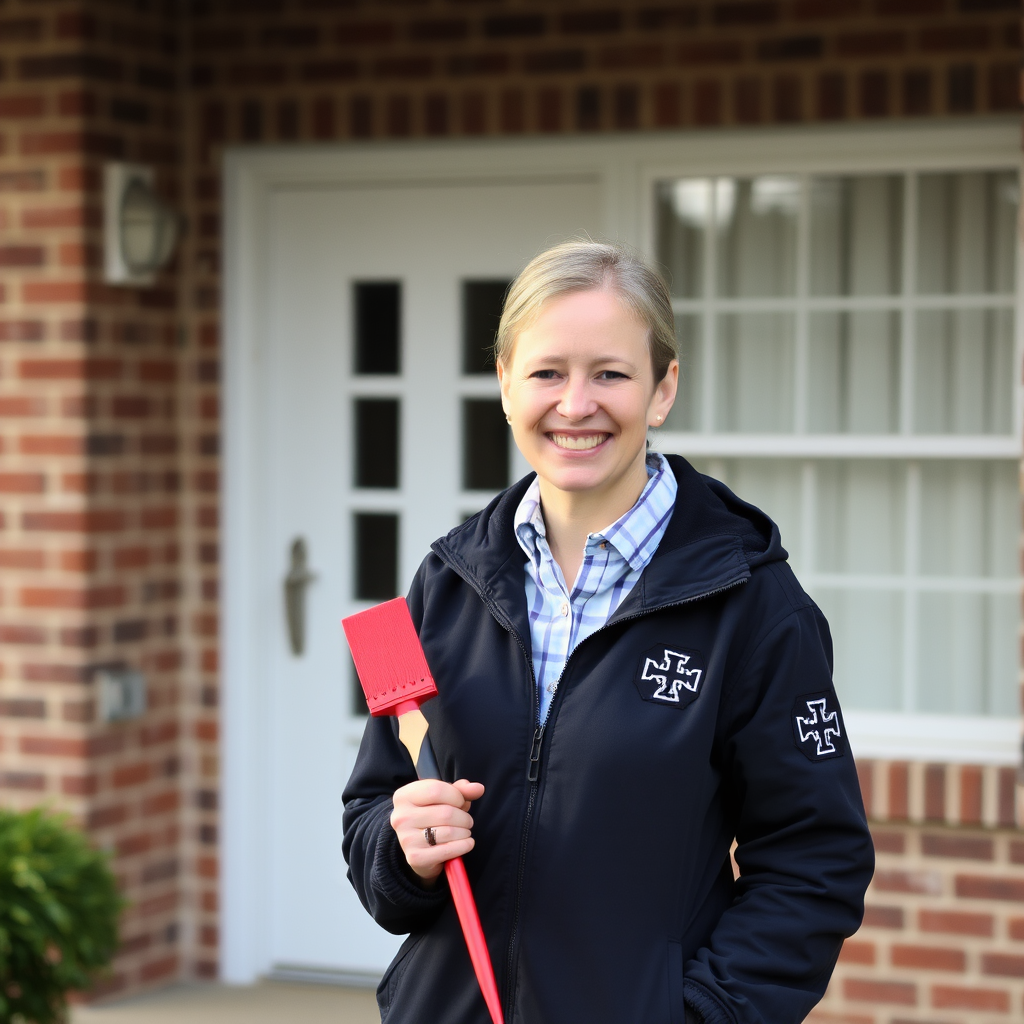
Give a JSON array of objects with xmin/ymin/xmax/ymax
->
[{"xmin": 655, "ymin": 168, "xmax": 1021, "ymax": 761}]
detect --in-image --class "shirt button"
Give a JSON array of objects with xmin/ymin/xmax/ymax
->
[{"xmin": 560, "ymin": 602, "xmax": 569, "ymax": 617}]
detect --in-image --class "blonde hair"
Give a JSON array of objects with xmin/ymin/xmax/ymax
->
[{"xmin": 494, "ymin": 239, "xmax": 677, "ymax": 382}]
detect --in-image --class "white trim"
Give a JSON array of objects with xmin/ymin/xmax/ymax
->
[
  {"xmin": 655, "ymin": 433, "xmax": 1022, "ymax": 458},
  {"xmin": 846, "ymin": 711, "xmax": 1021, "ymax": 766},
  {"xmin": 222, "ymin": 119, "xmax": 1023, "ymax": 982}
]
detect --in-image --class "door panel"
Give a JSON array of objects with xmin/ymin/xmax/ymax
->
[{"xmin": 262, "ymin": 179, "xmax": 601, "ymax": 974}]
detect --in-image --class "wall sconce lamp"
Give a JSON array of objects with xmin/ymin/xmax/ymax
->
[{"xmin": 104, "ymin": 162, "xmax": 182, "ymax": 285}]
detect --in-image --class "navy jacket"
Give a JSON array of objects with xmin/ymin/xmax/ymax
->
[{"xmin": 342, "ymin": 455, "xmax": 874, "ymax": 1024}]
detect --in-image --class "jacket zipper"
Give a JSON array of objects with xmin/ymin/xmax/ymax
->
[{"xmin": 433, "ymin": 544, "xmax": 747, "ymax": 1024}]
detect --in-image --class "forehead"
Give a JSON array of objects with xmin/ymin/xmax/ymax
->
[{"xmin": 510, "ymin": 288, "xmax": 648, "ymax": 361}]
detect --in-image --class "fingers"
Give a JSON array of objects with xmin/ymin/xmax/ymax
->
[{"xmin": 390, "ymin": 778, "xmax": 485, "ymax": 883}]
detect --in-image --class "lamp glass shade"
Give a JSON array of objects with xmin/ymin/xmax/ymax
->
[{"xmin": 120, "ymin": 178, "xmax": 178, "ymax": 274}]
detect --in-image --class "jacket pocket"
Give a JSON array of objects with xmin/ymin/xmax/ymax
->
[
  {"xmin": 668, "ymin": 939, "xmax": 686, "ymax": 1024},
  {"xmin": 377, "ymin": 933, "xmax": 424, "ymax": 1022}
]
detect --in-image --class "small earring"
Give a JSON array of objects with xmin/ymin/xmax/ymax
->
[
  {"xmin": 655, "ymin": 414, "xmax": 663, "ymax": 423},
  {"xmin": 505, "ymin": 414, "xmax": 512, "ymax": 424}
]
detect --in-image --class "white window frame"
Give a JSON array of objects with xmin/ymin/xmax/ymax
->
[{"xmin": 638, "ymin": 125, "xmax": 1023, "ymax": 765}]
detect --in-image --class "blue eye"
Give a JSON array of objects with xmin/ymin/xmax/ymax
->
[
  {"xmin": 531, "ymin": 370, "xmax": 559, "ymax": 379},
  {"xmin": 598, "ymin": 370, "xmax": 627, "ymax": 380}
]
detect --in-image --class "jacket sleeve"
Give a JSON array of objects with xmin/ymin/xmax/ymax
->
[
  {"xmin": 341, "ymin": 563, "xmax": 449, "ymax": 935},
  {"xmin": 683, "ymin": 573, "xmax": 875, "ymax": 1024}
]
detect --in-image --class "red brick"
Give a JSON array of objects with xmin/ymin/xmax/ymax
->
[
  {"xmin": 23, "ymin": 663, "xmax": 88, "ymax": 684},
  {"xmin": 956, "ymin": 875, "xmax": 1024, "ymax": 902},
  {"xmin": 113, "ymin": 762, "xmax": 152, "ymax": 788},
  {"xmin": 196, "ymin": 855, "xmax": 218, "ymax": 880},
  {"xmin": 873, "ymin": 869, "xmax": 941, "ymax": 895},
  {"xmin": 140, "ymin": 955, "xmax": 178, "ymax": 983},
  {"xmin": 863, "ymin": 904, "xmax": 904, "ymax": 929},
  {"xmin": 871, "ymin": 830, "xmax": 905, "ymax": 854},
  {"xmin": 0, "ymin": 624, "xmax": 47, "ymax": 645},
  {"xmin": 931, "ymin": 984, "xmax": 1009, "ymax": 1011},
  {"xmin": 0, "ymin": 95, "xmax": 46, "ymax": 118},
  {"xmin": 0, "ymin": 320, "xmax": 45, "ymax": 342},
  {"xmin": 19, "ymin": 434, "xmax": 84, "ymax": 456},
  {"xmin": 997, "ymin": 767, "xmax": 1015, "ymax": 827},
  {"xmin": 140, "ymin": 360, "xmax": 177, "ymax": 383},
  {"xmin": 0, "ymin": 473, "xmax": 44, "ymax": 494},
  {"xmin": 892, "ymin": 944, "xmax": 966, "ymax": 971},
  {"xmin": 960, "ymin": 765, "xmax": 983, "ymax": 824},
  {"xmin": 678, "ymin": 41, "xmax": 744, "ymax": 65},
  {"xmin": 1009, "ymin": 917, "xmax": 1024, "ymax": 940},
  {"xmin": 60, "ymin": 549, "xmax": 98, "ymax": 572},
  {"xmin": 21, "ymin": 585, "xmax": 124, "ymax": 610},
  {"xmin": 143, "ymin": 790, "xmax": 180, "ymax": 816},
  {"xmin": 844, "ymin": 978, "xmax": 916, "ymax": 1005},
  {"xmin": 836, "ymin": 31, "xmax": 907, "ymax": 58},
  {"xmin": 21, "ymin": 358, "xmax": 122, "ymax": 380},
  {"xmin": 0, "ymin": 697, "xmax": 45, "ymax": 718},
  {"xmin": 61, "ymin": 774, "xmax": 97, "ymax": 796},
  {"xmin": 919, "ymin": 909, "xmax": 993, "ymax": 937},
  {"xmin": 336, "ymin": 20, "xmax": 396, "ymax": 45},
  {"xmin": 87, "ymin": 804, "xmax": 129, "ymax": 829},
  {"xmin": 21, "ymin": 281, "xmax": 88, "ymax": 304},
  {"xmin": 0, "ymin": 245, "xmax": 44, "ymax": 267},
  {"xmin": 23, "ymin": 510, "xmax": 125, "ymax": 533},
  {"xmin": 888, "ymin": 762, "xmax": 909, "ymax": 819},
  {"xmin": 0, "ymin": 771, "xmax": 46, "ymax": 791},
  {"xmin": 20, "ymin": 735, "xmax": 86, "ymax": 758},
  {"xmin": 877, "ymin": 0, "xmax": 944, "ymax": 12},
  {"xmin": 919, "ymin": 26, "xmax": 991, "ymax": 52},
  {"xmin": 195, "ymin": 720, "xmax": 218, "ymax": 743},
  {"xmin": 0, "ymin": 549, "xmax": 46, "ymax": 570},
  {"xmin": 982, "ymin": 952, "xmax": 1024, "ymax": 977},
  {"xmin": 922, "ymin": 833, "xmax": 993, "ymax": 860},
  {"xmin": 839, "ymin": 940, "xmax": 876, "ymax": 965}
]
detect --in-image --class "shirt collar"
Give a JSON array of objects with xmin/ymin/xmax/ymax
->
[{"xmin": 513, "ymin": 452, "xmax": 676, "ymax": 572}]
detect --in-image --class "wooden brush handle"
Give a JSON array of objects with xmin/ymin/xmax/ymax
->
[{"xmin": 395, "ymin": 708, "xmax": 504, "ymax": 1024}]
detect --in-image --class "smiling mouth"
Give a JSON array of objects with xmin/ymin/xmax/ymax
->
[{"xmin": 549, "ymin": 433, "xmax": 609, "ymax": 451}]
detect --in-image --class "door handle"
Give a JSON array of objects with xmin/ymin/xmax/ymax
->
[{"xmin": 284, "ymin": 537, "xmax": 317, "ymax": 656}]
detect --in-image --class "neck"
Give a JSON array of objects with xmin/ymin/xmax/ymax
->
[{"xmin": 538, "ymin": 455, "xmax": 649, "ymax": 588}]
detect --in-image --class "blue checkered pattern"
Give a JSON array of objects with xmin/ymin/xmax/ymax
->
[{"xmin": 514, "ymin": 452, "xmax": 678, "ymax": 724}]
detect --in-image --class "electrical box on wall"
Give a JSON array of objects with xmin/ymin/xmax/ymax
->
[
  {"xmin": 104, "ymin": 162, "xmax": 180, "ymax": 285},
  {"xmin": 97, "ymin": 668, "xmax": 148, "ymax": 723}
]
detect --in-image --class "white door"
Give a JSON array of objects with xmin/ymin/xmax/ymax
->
[{"xmin": 260, "ymin": 178, "xmax": 601, "ymax": 979}]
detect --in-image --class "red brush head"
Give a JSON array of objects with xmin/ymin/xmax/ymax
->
[{"xmin": 342, "ymin": 597, "xmax": 438, "ymax": 716}]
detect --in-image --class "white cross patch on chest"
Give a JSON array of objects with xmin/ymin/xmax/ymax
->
[{"xmin": 634, "ymin": 644, "xmax": 705, "ymax": 709}]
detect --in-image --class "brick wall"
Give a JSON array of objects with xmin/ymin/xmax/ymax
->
[{"xmin": 1, "ymin": 0, "xmax": 1022, "ymax": 1014}]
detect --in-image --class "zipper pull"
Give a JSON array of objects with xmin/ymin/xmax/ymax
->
[{"xmin": 528, "ymin": 725, "xmax": 545, "ymax": 782}]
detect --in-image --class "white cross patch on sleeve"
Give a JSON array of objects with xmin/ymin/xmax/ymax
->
[{"xmin": 792, "ymin": 691, "xmax": 845, "ymax": 761}]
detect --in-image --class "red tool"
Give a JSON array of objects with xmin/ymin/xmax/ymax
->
[{"xmin": 342, "ymin": 597, "xmax": 505, "ymax": 1024}]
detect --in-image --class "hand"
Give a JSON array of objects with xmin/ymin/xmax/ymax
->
[{"xmin": 390, "ymin": 778, "xmax": 485, "ymax": 884}]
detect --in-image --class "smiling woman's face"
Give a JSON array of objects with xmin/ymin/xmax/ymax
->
[{"xmin": 497, "ymin": 287, "xmax": 678, "ymax": 511}]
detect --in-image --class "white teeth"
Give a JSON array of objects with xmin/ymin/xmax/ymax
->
[{"xmin": 551, "ymin": 434, "xmax": 605, "ymax": 450}]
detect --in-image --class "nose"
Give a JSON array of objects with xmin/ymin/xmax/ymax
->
[{"xmin": 556, "ymin": 372, "xmax": 598, "ymax": 422}]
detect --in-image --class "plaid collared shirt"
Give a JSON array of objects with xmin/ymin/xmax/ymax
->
[{"xmin": 513, "ymin": 452, "xmax": 678, "ymax": 724}]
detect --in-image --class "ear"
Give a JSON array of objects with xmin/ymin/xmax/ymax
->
[
  {"xmin": 496, "ymin": 360, "xmax": 511, "ymax": 419},
  {"xmin": 648, "ymin": 360, "xmax": 679, "ymax": 427}
]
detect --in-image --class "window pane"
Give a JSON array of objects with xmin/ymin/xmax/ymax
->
[
  {"xmin": 919, "ymin": 461, "xmax": 1019, "ymax": 578},
  {"xmin": 354, "ymin": 399, "xmax": 399, "ymax": 489},
  {"xmin": 463, "ymin": 280, "xmax": 509, "ymax": 375},
  {"xmin": 808, "ymin": 311, "xmax": 900, "ymax": 433},
  {"xmin": 662, "ymin": 315, "xmax": 701, "ymax": 431},
  {"xmin": 717, "ymin": 176, "xmax": 799, "ymax": 298},
  {"xmin": 715, "ymin": 313, "xmax": 795, "ymax": 432},
  {"xmin": 354, "ymin": 281, "xmax": 400, "ymax": 375},
  {"xmin": 656, "ymin": 179, "xmax": 709, "ymax": 298},
  {"xmin": 809, "ymin": 175, "xmax": 903, "ymax": 296},
  {"xmin": 816, "ymin": 461, "xmax": 905, "ymax": 574},
  {"xmin": 463, "ymin": 398, "xmax": 509, "ymax": 490},
  {"xmin": 917, "ymin": 593, "xmax": 1019, "ymax": 716},
  {"xmin": 353, "ymin": 513, "xmax": 398, "ymax": 600},
  {"xmin": 819, "ymin": 588, "xmax": 903, "ymax": 712},
  {"xmin": 917, "ymin": 170, "xmax": 1018, "ymax": 295},
  {"xmin": 914, "ymin": 309, "xmax": 1013, "ymax": 434}
]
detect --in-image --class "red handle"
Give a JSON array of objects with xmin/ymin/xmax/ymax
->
[{"xmin": 445, "ymin": 856, "xmax": 504, "ymax": 1024}]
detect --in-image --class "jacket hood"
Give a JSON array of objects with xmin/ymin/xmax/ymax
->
[{"xmin": 432, "ymin": 454, "xmax": 788, "ymax": 624}]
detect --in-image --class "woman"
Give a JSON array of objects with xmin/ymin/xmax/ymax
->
[{"xmin": 343, "ymin": 240, "xmax": 873, "ymax": 1024}]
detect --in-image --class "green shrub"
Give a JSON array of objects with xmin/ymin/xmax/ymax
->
[{"xmin": 0, "ymin": 808, "xmax": 123, "ymax": 1024}]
